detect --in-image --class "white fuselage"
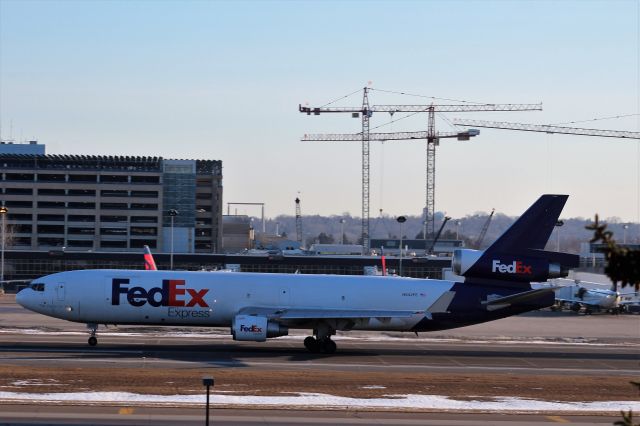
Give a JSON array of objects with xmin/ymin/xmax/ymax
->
[{"xmin": 17, "ymin": 270, "xmax": 455, "ymax": 332}]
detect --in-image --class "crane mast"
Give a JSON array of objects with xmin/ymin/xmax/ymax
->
[
  {"xmin": 361, "ymin": 88, "xmax": 371, "ymax": 252},
  {"xmin": 295, "ymin": 197, "xmax": 303, "ymax": 246}
]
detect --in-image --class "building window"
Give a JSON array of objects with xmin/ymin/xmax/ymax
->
[
  {"xmin": 130, "ymin": 203, "xmax": 157, "ymax": 210},
  {"xmin": 38, "ymin": 188, "xmax": 66, "ymax": 196},
  {"xmin": 131, "ymin": 216, "xmax": 157, "ymax": 223},
  {"xmin": 5, "ymin": 201, "xmax": 33, "ymax": 208},
  {"xmin": 101, "ymin": 202, "xmax": 128, "ymax": 210},
  {"xmin": 5, "ymin": 173, "xmax": 34, "ymax": 181},
  {"xmin": 130, "ymin": 190, "xmax": 158, "ymax": 198},
  {"xmin": 101, "ymin": 190, "xmax": 128, "ymax": 197},
  {"xmin": 100, "ymin": 240, "xmax": 127, "ymax": 248},
  {"xmin": 68, "ymin": 215, "xmax": 94, "ymax": 222},
  {"xmin": 68, "ymin": 174, "xmax": 97, "ymax": 183},
  {"xmin": 38, "ymin": 225, "xmax": 65, "ymax": 234},
  {"xmin": 100, "ymin": 228, "xmax": 127, "ymax": 235},
  {"xmin": 68, "ymin": 202, "xmax": 96, "ymax": 209},
  {"xmin": 196, "ymin": 229, "xmax": 212, "ymax": 237},
  {"xmin": 68, "ymin": 227, "xmax": 95, "ymax": 235},
  {"xmin": 130, "ymin": 227, "xmax": 157, "ymax": 236},
  {"xmin": 12, "ymin": 224, "xmax": 32, "ymax": 233},
  {"xmin": 131, "ymin": 175, "xmax": 160, "ymax": 184},
  {"xmin": 37, "ymin": 214, "xmax": 65, "ymax": 222},
  {"xmin": 68, "ymin": 189, "xmax": 96, "ymax": 196},
  {"xmin": 4, "ymin": 188, "xmax": 33, "ymax": 195},
  {"xmin": 38, "ymin": 201, "xmax": 65, "ymax": 208},
  {"xmin": 8, "ymin": 213, "xmax": 32, "ymax": 221},
  {"xmin": 37, "ymin": 174, "xmax": 65, "ymax": 182},
  {"xmin": 100, "ymin": 215, "xmax": 127, "ymax": 223},
  {"xmin": 37, "ymin": 237, "xmax": 64, "ymax": 247},
  {"xmin": 12, "ymin": 237, "xmax": 31, "ymax": 246},
  {"xmin": 100, "ymin": 175, "xmax": 128, "ymax": 183}
]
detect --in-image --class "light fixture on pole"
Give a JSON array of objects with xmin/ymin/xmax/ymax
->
[
  {"xmin": 168, "ymin": 209, "xmax": 179, "ymax": 270},
  {"xmin": 455, "ymin": 220, "xmax": 461, "ymax": 240},
  {"xmin": 0, "ymin": 206, "xmax": 7, "ymax": 283},
  {"xmin": 396, "ymin": 216, "xmax": 406, "ymax": 276},
  {"xmin": 555, "ymin": 220, "xmax": 564, "ymax": 252},
  {"xmin": 340, "ymin": 219, "xmax": 346, "ymax": 244},
  {"xmin": 202, "ymin": 376, "xmax": 214, "ymax": 426},
  {"xmin": 623, "ymin": 224, "xmax": 629, "ymax": 244}
]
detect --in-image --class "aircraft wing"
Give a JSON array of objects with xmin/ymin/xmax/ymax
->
[
  {"xmin": 238, "ymin": 306, "xmax": 422, "ymax": 320},
  {"xmin": 237, "ymin": 291, "xmax": 457, "ymax": 321}
]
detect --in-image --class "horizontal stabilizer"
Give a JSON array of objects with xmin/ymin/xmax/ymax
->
[{"xmin": 482, "ymin": 288, "xmax": 556, "ymax": 311}]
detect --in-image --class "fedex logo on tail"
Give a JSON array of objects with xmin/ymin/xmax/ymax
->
[
  {"xmin": 112, "ymin": 278, "xmax": 209, "ymax": 307},
  {"xmin": 491, "ymin": 260, "xmax": 532, "ymax": 275}
]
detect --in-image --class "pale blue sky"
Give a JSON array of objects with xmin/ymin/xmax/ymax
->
[{"xmin": 1, "ymin": 0, "xmax": 639, "ymax": 223}]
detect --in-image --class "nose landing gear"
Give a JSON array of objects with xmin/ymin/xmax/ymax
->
[{"xmin": 87, "ymin": 323, "xmax": 98, "ymax": 346}]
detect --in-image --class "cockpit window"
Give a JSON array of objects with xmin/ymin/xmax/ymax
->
[{"xmin": 29, "ymin": 283, "xmax": 45, "ymax": 292}]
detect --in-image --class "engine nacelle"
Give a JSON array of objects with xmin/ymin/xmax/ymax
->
[
  {"xmin": 231, "ymin": 314, "xmax": 288, "ymax": 342},
  {"xmin": 452, "ymin": 249, "xmax": 484, "ymax": 276},
  {"xmin": 452, "ymin": 249, "xmax": 567, "ymax": 282}
]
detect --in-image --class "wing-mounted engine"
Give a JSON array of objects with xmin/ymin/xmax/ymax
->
[
  {"xmin": 452, "ymin": 248, "xmax": 576, "ymax": 282},
  {"xmin": 231, "ymin": 314, "xmax": 288, "ymax": 342}
]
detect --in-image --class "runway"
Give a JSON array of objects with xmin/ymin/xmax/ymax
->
[
  {"xmin": 0, "ymin": 405, "xmax": 625, "ymax": 425},
  {"xmin": 0, "ymin": 295, "xmax": 638, "ymax": 424}
]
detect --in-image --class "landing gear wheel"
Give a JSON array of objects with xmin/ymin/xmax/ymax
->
[
  {"xmin": 321, "ymin": 338, "xmax": 336, "ymax": 354},
  {"xmin": 86, "ymin": 323, "xmax": 98, "ymax": 347},
  {"xmin": 304, "ymin": 336, "xmax": 320, "ymax": 353}
]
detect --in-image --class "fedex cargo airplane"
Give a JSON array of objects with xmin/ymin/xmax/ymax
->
[{"xmin": 16, "ymin": 195, "xmax": 579, "ymax": 353}]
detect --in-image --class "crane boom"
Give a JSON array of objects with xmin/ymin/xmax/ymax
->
[
  {"xmin": 474, "ymin": 208, "xmax": 495, "ymax": 249},
  {"xmin": 302, "ymin": 129, "xmax": 479, "ymax": 142},
  {"xmin": 300, "ymin": 104, "xmax": 542, "ymax": 114},
  {"xmin": 453, "ymin": 119, "xmax": 640, "ymax": 139}
]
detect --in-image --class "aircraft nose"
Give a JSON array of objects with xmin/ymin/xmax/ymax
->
[
  {"xmin": 16, "ymin": 288, "xmax": 26, "ymax": 306},
  {"xmin": 15, "ymin": 288, "xmax": 31, "ymax": 308}
]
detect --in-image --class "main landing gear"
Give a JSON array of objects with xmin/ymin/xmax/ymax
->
[
  {"xmin": 87, "ymin": 323, "xmax": 98, "ymax": 347},
  {"xmin": 304, "ymin": 324, "xmax": 337, "ymax": 354}
]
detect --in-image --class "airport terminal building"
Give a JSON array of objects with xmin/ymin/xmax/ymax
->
[{"xmin": 0, "ymin": 153, "xmax": 223, "ymax": 254}]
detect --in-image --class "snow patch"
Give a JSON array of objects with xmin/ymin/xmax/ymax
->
[{"xmin": 0, "ymin": 391, "xmax": 637, "ymax": 412}]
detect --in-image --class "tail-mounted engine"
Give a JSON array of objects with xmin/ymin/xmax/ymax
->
[
  {"xmin": 452, "ymin": 249, "xmax": 576, "ymax": 282},
  {"xmin": 231, "ymin": 314, "xmax": 289, "ymax": 342}
]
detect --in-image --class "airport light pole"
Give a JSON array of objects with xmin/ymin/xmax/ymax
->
[
  {"xmin": 623, "ymin": 224, "xmax": 629, "ymax": 244},
  {"xmin": 202, "ymin": 376, "xmax": 214, "ymax": 426},
  {"xmin": 455, "ymin": 220, "xmax": 461, "ymax": 240},
  {"xmin": 0, "ymin": 206, "xmax": 7, "ymax": 283},
  {"xmin": 555, "ymin": 220, "xmax": 564, "ymax": 252},
  {"xmin": 340, "ymin": 219, "xmax": 346, "ymax": 245},
  {"xmin": 397, "ymin": 216, "xmax": 406, "ymax": 276},
  {"xmin": 168, "ymin": 209, "xmax": 179, "ymax": 270}
]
